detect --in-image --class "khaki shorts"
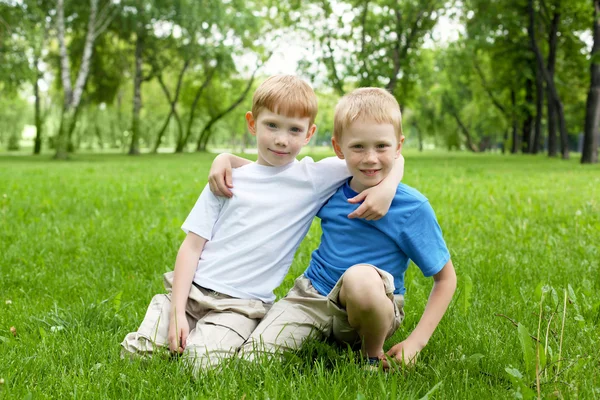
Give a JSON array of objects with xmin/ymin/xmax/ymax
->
[
  {"xmin": 121, "ymin": 271, "xmax": 270, "ymax": 369},
  {"xmin": 240, "ymin": 265, "xmax": 404, "ymax": 357}
]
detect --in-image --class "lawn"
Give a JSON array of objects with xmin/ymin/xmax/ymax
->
[{"xmin": 1, "ymin": 151, "xmax": 598, "ymax": 399}]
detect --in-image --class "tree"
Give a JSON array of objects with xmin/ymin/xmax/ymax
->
[
  {"xmin": 582, "ymin": 0, "xmax": 600, "ymax": 164},
  {"xmin": 54, "ymin": 0, "xmax": 117, "ymax": 159},
  {"xmin": 300, "ymin": 0, "xmax": 447, "ymax": 95}
]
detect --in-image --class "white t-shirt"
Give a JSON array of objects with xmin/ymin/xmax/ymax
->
[{"xmin": 181, "ymin": 157, "xmax": 349, "ymax": 303}]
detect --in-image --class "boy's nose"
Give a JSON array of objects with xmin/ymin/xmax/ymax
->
[
  {"xmin": 364, "ymin": 150, "xmax": 377, "ymax": 163},
  {"xmin": 274, "ymin": 135, "xmax": 287, "ymax": 147}
]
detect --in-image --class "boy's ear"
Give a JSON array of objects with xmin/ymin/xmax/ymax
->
[
  {"xmin": 304, "ymin": 124, "xmax": 317, "ymax": 144},
  {"xmin": 245, "ymin": 112, "xmax": 256, "ymax": 135},
  {"xmin": 331, "ymin": 137, "xmax": 345, "ymax": 159},
  {"xmin": 396, "ymin": 135, "xmax": 405, "ymax": 157}
]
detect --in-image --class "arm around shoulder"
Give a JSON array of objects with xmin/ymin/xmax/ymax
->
[
  {"xmin": 347, "ymin": 155, "xmax": 405, "ymax": 220},
  {"xmin": 208, "ymin": 153, "xmax": 253, "ymax": 198}
]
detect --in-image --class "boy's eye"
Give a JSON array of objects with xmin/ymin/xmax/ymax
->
[
  {"xmin": 377, "ymin": 144, "xmax": 390, "ymax": 149},
  {"xmin": 267, "ymin": 122, "xmax": 277, "ymax": 129},
  {"xmin": 290, "ymin": 127, "xmax": 302, "ymax": 133},
  {"xmin": 351, "ymin": 144, "xmax": 363, "ymax": 149}
]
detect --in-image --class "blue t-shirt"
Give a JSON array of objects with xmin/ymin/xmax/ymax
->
[{"xmin": 304, "ymin": 180, "xmax": 450, "ymax": 296}]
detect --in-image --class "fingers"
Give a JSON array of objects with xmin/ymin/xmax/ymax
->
[
  {"xmin": 347, "ymin": 202, "xmax": 367, "ymax": 219},
  {"xmin": 168, "ymin": 333, "xmax": 179, "ymax": 353},
  {"xmin": 180, "ymin": 330, "xmax": 187, "ymax": 351},
  {"xmin": 209, "ymin": 171, "xmax": 233, "ymax": 198},
  {"xmin": 348, "ymin": 204, "xmax": 384, "ymax": 220},
  {"xmin": 217, "ymin": 174, "xmax": 233, "ymax": 198},
  {"xmin": 347, "ymin": 191, "xmax": 367, "ymax": 204},
  {"xmin": 225, "ymin": 169, "xmax": 233, "ymax": 188},
  {"xmin": 168, "ymin": 330, "xmax": 187, "ymax": 354}
]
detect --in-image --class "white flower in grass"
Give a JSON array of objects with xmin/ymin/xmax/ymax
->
[
  {"xmin": 5, "ymin": 300, "xmax": 11, "ymax": 305},
  {"xmin": 575, "ymin": 210, "xmax": 582, "ymax": 217}
]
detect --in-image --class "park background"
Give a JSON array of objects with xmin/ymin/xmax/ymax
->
[{"xmin": 1, "ymin": 0, "xmax": 599, "ymax": 399}]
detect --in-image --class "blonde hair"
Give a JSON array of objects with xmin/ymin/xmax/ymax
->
[
  {"xmin": 252, "ymin": 75, "xmax": 318, "ymax": 126},
  {"xmin": 333, "ymin": 87, "xmax": 403, "ymax": 141}
]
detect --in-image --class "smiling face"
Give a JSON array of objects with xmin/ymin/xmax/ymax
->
[
  {"xmin": 246, "ymin": 109, "xmax": 316, "ymax": 167},
  {"xmin": 332, "ymin": 119, "xmax": 404, "ymax": 193}
]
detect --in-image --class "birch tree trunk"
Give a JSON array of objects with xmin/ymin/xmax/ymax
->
[{"xmin": 54, "ymin": 0, "xmax": 108, "ymax": 160}]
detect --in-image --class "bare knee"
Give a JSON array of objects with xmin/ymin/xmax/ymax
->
[{"xmin": 340, "ymin": 265, "xmax": 386, "ymax": 310}]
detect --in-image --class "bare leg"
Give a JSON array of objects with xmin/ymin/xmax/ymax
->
[{"xmin": 338, "ymin": 265, "xmax": 394, "ymax": 358}]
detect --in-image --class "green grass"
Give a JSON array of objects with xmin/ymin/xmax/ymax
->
[{"xmin": 1, "ymin": 151, "xmax": 599, "ymax": 399}]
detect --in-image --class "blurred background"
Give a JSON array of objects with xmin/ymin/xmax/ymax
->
[{"xmin": 0, "ymin": 0, "xmax": 598, "ymax": 163}]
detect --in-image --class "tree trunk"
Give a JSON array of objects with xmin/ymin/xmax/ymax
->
[
  {"xmin": 151, "ymin": 59, "xmax": 190, "ymax": 153},
  {"xmin": 511, "ymin": 89, "xmax": 520, "ymax": 154},
  {"xmin": 528, "ymin": 0, "xmax": 569, "ymax": 159},
  {"xmin": 413, "ymin": 122, "xmax": 424, "ymax": 152},
  {"xmin": 546, "ymin": 12, "xmax": 559, "ymax": 157},
  {"xmin": 153, "ymin": 113, "xmax": 172, "ymax": 153},
  {"xmin": 449, "ymin": 109, "xmax": 478, "ymax": 152},
  {"xmin": 129, "ymin": 28, "xmax": 144, "ymax": 155},
  {"xmin": 522, "ymin": 77, "xmax": 534, "ymax": 153},
  {"xmin": 33, "ymin": 55, "xmax": 43, "ymax": 155},
  {"xmin": 196, "ymin": 62, "xmax": 263, "ymax": 152},
  {"xmin": 547, "ymin": 90, "xmax": 557, "ymax": 156},
  {"xmin": 55, "ymin": 108, "xmax": 75, "ymax": 160},
  {"xmin": 532, "ymin": 61, "xmax": 544, "ymax": 154},
  {"xmin": 177, "ymin": 61, "xmax": 219, "ymax": 153},
  {"xmin": 54, "ymin": 0, "xmax": 100, "ymax": 159},
  {"xmin": 582, "ymin": 0, "xmax": 600, "ymax": 164}
]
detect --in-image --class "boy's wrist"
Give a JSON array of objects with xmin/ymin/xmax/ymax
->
[
  {"xmin": 405, "ymin": 334, "xmax": 428, "ymax": 350},
  {"xmin": 170, "ymin": 302, "xmax": 188, "ymax": 317}
]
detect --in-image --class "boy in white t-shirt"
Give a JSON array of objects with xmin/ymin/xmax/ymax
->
[{"xmin": 120, "ymin": 75, "xmax": 404, "ymax": 371}]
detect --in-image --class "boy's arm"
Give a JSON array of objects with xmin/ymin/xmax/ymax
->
[
  {"xmin": 385, "ymin": 260, "xmax": 456, "ymax": 366},
  {"xmin": 168, "ymin": 232, "xmax": 207, "ymax": 353},
  {"xmin": 347, "ymin": 154, "xmax": 405, "ymax": 220},
  {"xmin": 208, "ymin": 153, "xmax": 252, "ymax": 198}
]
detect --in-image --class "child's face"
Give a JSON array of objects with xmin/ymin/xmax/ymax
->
[
  {"xmin": 246, "ymin": 109, "xmax": 316, "ymax": 167},
  {"xmin": 332, "ymin": 119, "xmax": 403, "ymax": 192}
]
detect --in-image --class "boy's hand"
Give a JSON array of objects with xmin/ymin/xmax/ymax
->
[
  {"xmin": 384, "ymin": 339, "xmax": 422, "ymax": 367},
  {"xmin": 168, "ymin": 312, "xmax": 190, "ymax": 354},
  {"xmin": 347, "ymin": 183, "xmax": 395, "ymax": 220},
  {"xmin": 208, "ymin": 154, "xmax": 234, "ymax": 198}
]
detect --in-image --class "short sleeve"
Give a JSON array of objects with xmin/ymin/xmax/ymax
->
[
  {"xmin": 397, "ymin": 201, "xmax": 450, "ymax": 277},
  {"xmin": 181, "ymin": 184, "xmax": 223, "ymax": 241},
  {"xmin": 305, "ymin": 157, "xmax": 350, "ymax": 203}
]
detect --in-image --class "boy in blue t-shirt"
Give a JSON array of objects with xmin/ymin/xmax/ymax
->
[{"xmin": 227, "ymin": 87, "xmax": 457, "ymax": 368}]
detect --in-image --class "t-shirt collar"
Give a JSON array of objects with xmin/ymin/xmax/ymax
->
[{"xmin": 342, "ymin": 178, "xmax": 359, "ymax": 199}]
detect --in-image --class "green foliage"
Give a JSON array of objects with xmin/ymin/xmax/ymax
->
[
  {"xmin": 0, "ymin": 94, "xmax": 30, "ymax": 150},
  {"xmin": 0, "ymin": 152, "xmax": 598, "ymax": 398}
]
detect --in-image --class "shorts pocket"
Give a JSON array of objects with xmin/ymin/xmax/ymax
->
[{"xmin": 202, "ymin": 312, "xmax": 259, "ymax": 341}]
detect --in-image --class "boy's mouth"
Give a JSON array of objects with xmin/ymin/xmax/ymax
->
[
  {"xmin": 360, "ymin": 169, "xmax": 381, "ymax": 177},
  {"xmin": 268, "ymin": 148, "xmax": 290, "ymax": 156}
]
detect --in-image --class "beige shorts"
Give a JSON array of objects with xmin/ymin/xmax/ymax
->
[
  {"xmin": 240, "ymin": 265, "xmax": 404, "ymax": 357},
  {"xmin": 121, "ymin": 271, "xmax": 270, "ymax": 369}
]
